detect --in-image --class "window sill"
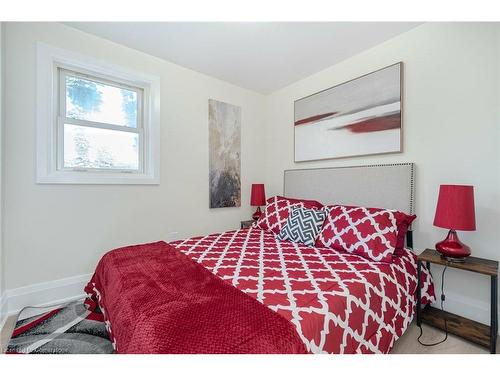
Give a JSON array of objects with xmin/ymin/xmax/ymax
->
[{"xmin": 36, "ymin": 170, "xmax": 160, "ymax": 185}]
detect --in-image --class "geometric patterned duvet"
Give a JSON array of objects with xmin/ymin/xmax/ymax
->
[{"xmin": 172, "ymin": 227, "xmax": 435, "ymax": 354}]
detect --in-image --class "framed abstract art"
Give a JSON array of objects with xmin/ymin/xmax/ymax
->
[
  {"xmin": 208, "ymin": 99, "xmax": 241, "ymax": 208},
  {"xmin": 294, "ymin": 62, "xmax": 403, "ymax": 162}
]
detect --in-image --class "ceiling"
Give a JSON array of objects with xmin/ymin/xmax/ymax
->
[{"xmin": 67, "ymin": 22, "xmax": 421, "ymax": 94}]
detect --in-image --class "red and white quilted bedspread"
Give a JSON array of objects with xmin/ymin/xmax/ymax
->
[{"xmin": 172, "ymin": 226, "xmax": 435, "ymax": 354}]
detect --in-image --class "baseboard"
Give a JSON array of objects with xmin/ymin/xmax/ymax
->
[{"xmin": 5, "ymin": 273, "xmax": 92, "ymax": 317}]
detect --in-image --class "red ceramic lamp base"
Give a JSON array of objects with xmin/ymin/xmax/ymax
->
[
  {"xmin": 252, "ymin": 207, "xmax": 262, "ymax": 221},
  {"xmin": 435, "ymin": 229, "xmax": 471, "ymax": 262}
]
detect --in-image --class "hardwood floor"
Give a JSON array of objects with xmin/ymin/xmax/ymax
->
[{"xmin": 1, "ymin": 313, "xmax": 496, "ymax": 354}]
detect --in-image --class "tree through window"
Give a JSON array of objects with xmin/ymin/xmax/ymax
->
[{"xmin": 59, "ymin": 69, "xmax": 143, "ymax": 171}]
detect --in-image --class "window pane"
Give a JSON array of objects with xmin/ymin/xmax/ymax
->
[
  {"xmin": 65, "ymin": 74, "xmax": 138, "ymax": 128},
  {"xmin": 64, "ymin": 124, "xmax": 139, "ymax": 170}
]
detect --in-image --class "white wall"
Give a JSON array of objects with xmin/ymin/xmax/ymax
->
[
  {"xmin": 263, "ymin": 22, "xmax": 500, "ymax": 324},
  {"xmin": 3, "ymin": 23, "xmax": 265, "ymax": 293},
  {"xmin": 0, "ymin": 22, "xmax": 5, "ymax": 323}
]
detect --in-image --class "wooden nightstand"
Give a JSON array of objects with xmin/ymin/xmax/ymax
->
[
  {"xmin": 417, "ymin": 248, "xmax": 498, "ymax": 353},
  {"xmin": 240, "ymin": 220, "xmax": 255, "ymax": 229}
]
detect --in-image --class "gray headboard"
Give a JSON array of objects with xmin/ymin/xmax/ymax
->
[{"xmin": 283, "ymin": 163, "xmax": 415, "ymax": 214}]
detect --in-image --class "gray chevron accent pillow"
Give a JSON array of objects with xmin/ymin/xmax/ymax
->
[{"xmin": 276, "ymin": 206, "xmax": 327, "ymax": 247}]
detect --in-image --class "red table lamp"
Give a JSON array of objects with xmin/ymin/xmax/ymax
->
[
  {"xmin": 251, "ymin": 184, "xmax": 266, "ymax": 220},
  {"xmin": 433, "ymin": 185, "xmax": 476, "ymax": 262}
]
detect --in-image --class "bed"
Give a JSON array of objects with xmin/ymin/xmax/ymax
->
[{"xmin": 85, "ymin": 163, "xmax": 435, "ymax": 354}]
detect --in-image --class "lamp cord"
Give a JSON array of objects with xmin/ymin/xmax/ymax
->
[{"xmin": 417, "ymin": 265, "xmax": 448, "ymax": 346}]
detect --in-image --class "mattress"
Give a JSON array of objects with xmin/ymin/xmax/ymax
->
[{"xmin": 172, "ymin": 226, "xmax": 435, "ymax": 354}]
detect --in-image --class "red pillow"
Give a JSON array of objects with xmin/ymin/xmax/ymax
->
[
  {"xmin": 269, "ymin": 196, "xmax": 323, "ymax": 209},
  {"xmin": 256, "ymin": 196, "xmax": 323, "ymax": 234},
  {"xmin": 315, "ymin": 205, "xmax": 399, "ymax": 263},
  {"xmin": 394, "ymin": 212, "xmax": 417, "ymax": 255}
]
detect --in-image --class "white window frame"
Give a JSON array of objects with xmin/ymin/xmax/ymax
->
[{"xmin": 36, "ymin": 43, "xmax": 160, "ymax": 184}]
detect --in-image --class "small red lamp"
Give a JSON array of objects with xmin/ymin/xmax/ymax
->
[
  {"xmin": 250, "ymin": 184, "xmax": 266, "ymax": 220},
  {"xmin": 433, "ymin": 185, "xmax": 476, "ymax": 262}
]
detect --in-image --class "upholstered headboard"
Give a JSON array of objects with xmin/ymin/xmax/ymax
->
[{"xmin": 283, "ymin": 163, "xmax": 416, "ymax": 247}]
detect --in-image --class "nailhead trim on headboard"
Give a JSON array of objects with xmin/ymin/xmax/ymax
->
[{"xmin": 283, "ymin": 162, "xmax": 415, "ymax": 214}]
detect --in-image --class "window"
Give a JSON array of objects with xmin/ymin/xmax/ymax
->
[
  {"xmin": 60, "ymin": 69, "xmax": 143, "ymax": 172},
  {"xmin": 37, "ymin": 43, "xmax": 160, "ymax": 184}
]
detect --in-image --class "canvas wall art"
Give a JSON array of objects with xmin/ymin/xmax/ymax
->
[
  {"xmin": 294, "ymin": 62, "xmax": 402, "ymax": 162},
  {"xmin": 209, "ymin": 99, "xmax": 241, "ymax": 208}
]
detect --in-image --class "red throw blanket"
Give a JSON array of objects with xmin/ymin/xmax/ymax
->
[{"xmin": 84, "ymin": 241, "xmax": 307, "ymax": 354}]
